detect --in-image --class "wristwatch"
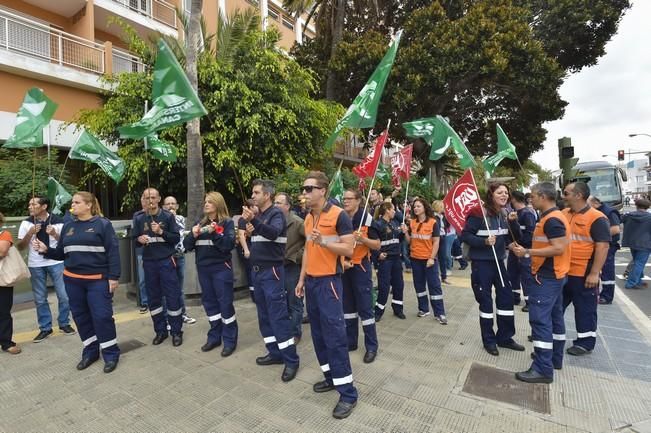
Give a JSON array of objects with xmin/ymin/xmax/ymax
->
[{"xmin": 524, "ymin": 249, "xmax": 531, "ymax": 258}]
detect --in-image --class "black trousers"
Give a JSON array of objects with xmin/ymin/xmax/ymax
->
[{"xmin": 0, "ymin": 286, "xmax": 16, "ymax": 350}]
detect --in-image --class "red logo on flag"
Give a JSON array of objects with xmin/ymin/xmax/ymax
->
[
  {"xmin": 390, "ymin": 144, "xmax": 413, "ymax": 187},
  {"xmin": 352, "ymin": 129, "xmax": 388, "ymax": 180},
  {"xmin": 443, "ymin": 169, "xmax": 481, "ymax": 233}
]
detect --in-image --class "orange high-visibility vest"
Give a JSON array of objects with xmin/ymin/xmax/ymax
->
[
  {"xmin": 305, "ymin": 204, "xmax": 345, "ymax": 277},
  {"xmin": 409, "ymin": 217, "xmax": 437, "ymax": 260},
  {"xmin": 351, "ymin": 212, "xmax": 373, "ymax": 265},
  {"xmin": 531, "ymin": 209, "xmax": 571, "ymax": 279},
  {"xmin": 562, "ymin": 207, "xmax": 608, "ymax": 277}
]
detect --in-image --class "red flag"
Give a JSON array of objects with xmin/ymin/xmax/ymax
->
[
  {"xmin": 390, "ymin": 144, "xmax": 413, "ymax": 187},
  {"xmin": 352, "ymin": 129, "xmax": 388, "ymax": 179},
  {"xmin": 443, "ymin": 169, "xmax": 481, "ymax": 233}
]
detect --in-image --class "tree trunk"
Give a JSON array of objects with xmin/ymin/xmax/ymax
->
[
  {"xmin": 325, "ymin": 0, "xmax": 345, "ymax": 100},
  {"xmin": 186, "ymin": 0, "xmax": 205, "ymax": 223}
]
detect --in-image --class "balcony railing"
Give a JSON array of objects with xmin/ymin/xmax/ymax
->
[
  {"xmin": 112, "ymin": 47, "xmax": 145, "ymax": 73},
  {"xmin": 109, "ymin": 0, "xmax": 177, "ymax": 29},
  {"xmin": 0, "ymin": 9, "xmax": 105, "ymax": 74}
]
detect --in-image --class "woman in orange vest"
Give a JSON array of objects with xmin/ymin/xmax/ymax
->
[
  {"xmin": 401, "ymin": 198, "xmax": 447, "ymax": 324},
  {"xmin": 460, "ymin": 182, "xmax": 523, "ymax": 356}
]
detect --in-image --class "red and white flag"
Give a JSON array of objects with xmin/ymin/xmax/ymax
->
[
  {"xmin": 352, "ymin": 129, "xmax": 388, "ymax": 180},
  {"xmin": 390, "ymin": 144, "xmax": 413, "ymax": 187},
  {"xmin": 443, "ymin": 169, "xmax": 481, "ymax": 233}
]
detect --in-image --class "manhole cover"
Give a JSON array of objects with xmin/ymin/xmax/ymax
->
[
  {"xmin": 119, "ymin": 339, "xmax": 146, "ymax": 354},
  {"xmin": 462, "ymin": 363, "xmax": 550, "ymax": 414}
]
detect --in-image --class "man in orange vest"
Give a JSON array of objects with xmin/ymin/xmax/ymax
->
[
  {"xmin": 511, "ymin": 182, "xmax": 570, "ymax": 383},
  {"xmin": 296, "ymin": 171, "xmax": 358, "ymax": 419},
  {"xmin": 561, "ymin": 181, "xmax": 610, "ymax": 356}
]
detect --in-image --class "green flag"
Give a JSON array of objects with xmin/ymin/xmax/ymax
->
[
  {"xmin": 324, "ymin": 30, "xmax": 403, "ymax": 150},
  {"xmin": 47, "ymin": 177, "xmax": 72, "ymax": 215},
  {"xmin": 118, "ymin": 40, "xmax": 208, "ymax": 139},
  {"xmin": 330, "ymin": 168, "xmax": 345, "ymax": 204},
  {"xmin": 483, "ymin": 123, "xmax": 518, "ymax": 176},
  {"xmin": 376, "ymin": 163, "xmax": 392, "ymax": 184},
  {"xmin": 146, "ymin": 135, "xmax": 178, "ymax": 162},
  {"xmin": 403, "ymin": 116, "xmax": 475, "ymax": 169},
  {"xmin": 3, "ymin": 88, "xmax": 57, "ymax": 149},
  {"xmin": 70, "ymin": 131, "xmax": 126, "ymax": 183}
]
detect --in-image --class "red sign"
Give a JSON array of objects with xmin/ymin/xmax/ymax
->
[
  {"xmin": 352, "ymin": 129, "xmax": 388, "ymax": 179},
  {"xmin": 390, "ymin": 144, "xmax": 413, "ymax": 187},
  {"xmin": 443, "ymin": 169, "xmax": 481, "ymax": 233}
]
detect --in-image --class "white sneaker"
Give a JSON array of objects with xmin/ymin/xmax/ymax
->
[
  {"xmin": 435, "ymin": 315, "xmax": 448, "ymax": 325},
  {"xmin": 417, "ymin": 311, "xmax": 431, "ymax": 318},
  {"xmin": 183, "ymin": 314, "xmax": 197, "ymax": 324}
]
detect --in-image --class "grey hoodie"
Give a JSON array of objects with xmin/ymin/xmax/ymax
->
[{"xmin": 621, "ymin": 210, "xmax": 651, "ymax": 252}]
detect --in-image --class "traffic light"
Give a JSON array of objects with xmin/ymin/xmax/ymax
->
[
  {"xmin": 558, "ymin": 137, "xmax": 578, "ymax": 185},
  {"xmin": 618, "ymin": 149, "xmax": 625, "ymax": 161}
]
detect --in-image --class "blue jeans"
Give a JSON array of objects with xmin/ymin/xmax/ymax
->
[
  {"xmin": 445, "ymin": 234, "xmax": 455, "ymax": 269},
  {"xmin": 626, "ymin": 249, "xmax": 651, "ymax": 289},
  {"xmin": 136, "ymin": 251, "xmax": 148, "ymax": 307},
  {"xmin": 29, "ymin": 263, "xmax": 71, "ymax": 331}
]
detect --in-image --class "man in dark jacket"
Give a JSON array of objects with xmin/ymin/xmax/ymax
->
[
  {"xmin": 621, "ymin": 199, "xmax": 651, "ymax": 290},
  {"xmin": 588, "ymin": 196, "xmax": 621, "ymax": 304}
]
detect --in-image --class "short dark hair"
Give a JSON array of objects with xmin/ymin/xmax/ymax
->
[
  {"xmin": 635, "ymin": 198, "xmax": 651, "ymax": 210},
  {"xmin": 305, "ymin": 171, "xmax": 329, "ymax": 189},
  {"xmin": 276, "ymin": 192, "xmax": 291, "ymax": 207},
  {"xmin": 531, "ymin": 182, "xmax": 557, "ymax": 201},
  {"xmin": 252, "ymin": 179, "xmax": 275, "ymax": 196},
  {"xmin": 571, "ymin": 181, "xmax": 590, "ymax": 200},
  {"xmin": 511, "ymin": 191, "xmax": 526, "ymax": 204},
  {"xmin": 32, "ymin": 195, "xmax": 50, "ymax": 210},
  {"xmin": 345, "ymin": 189, "xmax": 362, "ymax": 200}
]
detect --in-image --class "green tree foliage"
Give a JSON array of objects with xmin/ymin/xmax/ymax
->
[
  {"xmin": 0, "ymin": 148, "xmax": 73, "ymax": 216},
  {"xmin": 75, "ymin": 22, "xmax": 342, "ymax": 212}
]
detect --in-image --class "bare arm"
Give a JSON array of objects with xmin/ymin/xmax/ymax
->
[
  {"xmin": 586, "ymin": 242, "xmax": 609, "ymax": 288},
  {"xmin": 531, "ymin": 236, "xmax": 568, "ymax": 257},
  {"xmin": 0, "ymin": 240, "xmax": 10, "ymax": 258},
  {"xmin": 322, "ymin": 233, "xmax": 354, "ymax": 258},
  {"xmin": 295, "ymin": 246, "xmax": 308, "ymax": 297}
]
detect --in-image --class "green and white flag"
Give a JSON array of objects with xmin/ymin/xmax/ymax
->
[
  {"xmin": 47, "ymin": 177, "xmax": 72, "ymax": 215},
  {"xmin": 146, "ymin": 135, "xmax": 178, "ymax": 162},
  {"xmin": 324, "ymin": 30, "xmax": 403, "ymax": 150},
  {"xmin": 403, "ymin": 115, "xmax": 475, "ymax": 169},
  {"xmin": 3, "ymin": 88, "xmax": 57, "ymax": 149},
  {"xmin": 483, "ymin": 123, "xmax": 518, "ymax": 176},
  {"xmin": 376, "ymin": 163, "xmax": 392, "ymax": 185},
  {"xmin": 330, "ymin": 168, "xmax": 345, "ymax": 204},
  {"xmin": 118, "ymin": 40, "xmax": 208, "ymax": 140},
  {"xmin": 70, "ymin": 131, "xmax": 126, "ymax": 183}
]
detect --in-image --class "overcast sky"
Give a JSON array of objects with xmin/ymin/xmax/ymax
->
[{"xmin": 531, "ymin": 0, "xmax": 651, "ymax": 171}]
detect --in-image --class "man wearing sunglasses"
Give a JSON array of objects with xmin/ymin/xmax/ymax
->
[
  {"xmin": 241, "ymin": 179, "xmax": 299, "ymax": 383},
  {"xmin": 296, "ymin": 171, "xmax": 358, "ymax": 419}
]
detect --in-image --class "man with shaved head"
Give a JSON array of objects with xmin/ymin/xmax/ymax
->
[{"xmin": 133, "ymin": 188, "xmax": 184, "ymax": 346}]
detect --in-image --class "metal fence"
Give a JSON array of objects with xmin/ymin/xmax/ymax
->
[
  {"xmin": 112, "ymin": 48, "xmax": 145, "ymax": 74},
  {"xmin": 110, "ymin": 0, "xmax": 177, "ymax": 29}
]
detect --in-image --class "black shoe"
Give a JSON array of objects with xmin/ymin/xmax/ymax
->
[
  {"xmin": 459, "ymin": 264, "xmax": 468, "ymax": 270},
  {"xmin": 302, "ymin": 316, "xmax": 310, "ymax": 324},
  {"xmin": 313, "ymin": 380, "xmax": 336, "ymax": 393},
  {"xmin": 256, "ymin": 354, "xmax": 284, "ymax": 366},
  {"xmin": 333, "ymin": 399, "xmax": 357, "ymax": 419},
  {"xmin": 498, "ymin": 341, "xmax": 525, "ymax": 352},
  {"xmin": 566, "ymin": 345, "xmax": 592, "ymax": 356},
  {"xmin": 172, "ymin": 334, "xmax": 183, "ymax": 347},
  {"xmin": 348, "ymin": 345, "xmax": 358, "ymax": 352},
  {"xmin": 484, "ymin": 345, "xmax": 499, "ymax": 356},
  {"xmin": 77, "ymin": 357, "xmax": 99, "ymax": 370},
  {"xmin": 33, "ymin": 329, "xmax": 53, "ymax": 343},
  {"xmin": 530, "ymin": 352, "xmax": 535, "ymax": 360},
  {"xmin": 281, "ymin": 365, "xmax": 299, "ymax": 382},
  {"xmin": 60, "ymin": 325, "xmax": 77, "ymax": 336},
  {"xmin": 103, "ymin": 360, "xmax": 119, "ymax": 373},
  {"xmin": 363, "ymin": 351, "xmax": 377, "ymax": 364},
  {"xmin": 221, "ymin": 346, "xmax": 236, "ymax": 357},
  {"xmin": 527, "ymin": 335, "xmax": 533, "ymax": 342},
  {"xmin": 152, "ymin": 333, "xmax": 168, "ymax": 345},
  {"xmin": 522, "ymin": 305, "xmax": 529, "ymax": 312},
  {"xmin": 375, "ymin": 313, "xmax": 382, "ymax": 322},
  {"xmin": 515, "ymin": 368, "xmax": 553, "ymax": 384},
  {"xmin": 201, "ymin": 341, "xmax": 222, "ymax": 352},
  {"xmin": 394, "ymin": 311, "xmax": 406, "ymax": 320},
  {"xmin": 598, "ymin": 298, "xmax": 612, "ymax": 305}
]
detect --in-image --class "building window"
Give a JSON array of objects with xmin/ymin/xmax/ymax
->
[
  {"xmin": 268, "ymin": 7, "xmax": 280, "ymax": 21},
  {"xmin": 282, "ymin": 17, "xmax": 294, "ymax": 30}
]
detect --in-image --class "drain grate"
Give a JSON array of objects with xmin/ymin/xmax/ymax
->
[
  {"xmin": 462, "ymin": 363, "xmax": 550, "ymax": 414},
  {"xmin": 119, "ymin": 339, "xmax": 146, "ymax": 354}
]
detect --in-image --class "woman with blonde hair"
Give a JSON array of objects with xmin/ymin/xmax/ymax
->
[
  {"xmin": 34, "ymin": 192, "xmax": 121, "ymax": 373},
  {"xmin": 184, "ymin": 191, "xmax": 237, "ymax": 357},
  {"xmin": 431, "ymin": 200, "xmax": 450, "ymax": 284}
]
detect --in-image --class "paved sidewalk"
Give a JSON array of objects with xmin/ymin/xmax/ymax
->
[{"xmin": 2, "ymin": 270, "xmax": 651, "ymax": 433}]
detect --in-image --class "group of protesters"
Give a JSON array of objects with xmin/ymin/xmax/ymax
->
[{"xmin": 2, "ymin": 170, "xmax": 651, "ymax": 418}]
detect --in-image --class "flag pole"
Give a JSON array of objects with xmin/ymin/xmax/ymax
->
[
  {"xmin": 46, "ymin": 126, "xmax": 51, "ymax": 177},
  {"xmin": 358, "ymin": 118, "xmax": 391, "ymax": 233},
  {"xmin": 468, "ymin": 168, "xmax": 506, "ymax": 287},
  {"xmin": 401, "ymin": 178, "xmax": 410, "ymax": 225},
  {"xmin": 143, "ymin": 101, "xmax": 151, "ymax": 191}
]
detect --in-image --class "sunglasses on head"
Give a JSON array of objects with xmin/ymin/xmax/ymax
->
[{"xmin": 302, "ymin": 185, "xmax": 324, "ymax": 193}]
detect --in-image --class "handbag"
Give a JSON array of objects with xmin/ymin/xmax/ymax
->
[{"xmin": 0, "ymin": 244, "xmax": 31, "ymax": 287}]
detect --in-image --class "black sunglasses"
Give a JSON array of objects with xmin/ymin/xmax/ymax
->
[{"xmin": 302, "ymin": 185, "xmax": 324, "ymax": 193}]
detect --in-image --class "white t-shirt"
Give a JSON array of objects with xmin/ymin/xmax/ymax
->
[{"xmin": 18, "ymin": 216, "xmax": 64, "ymax": 267}]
